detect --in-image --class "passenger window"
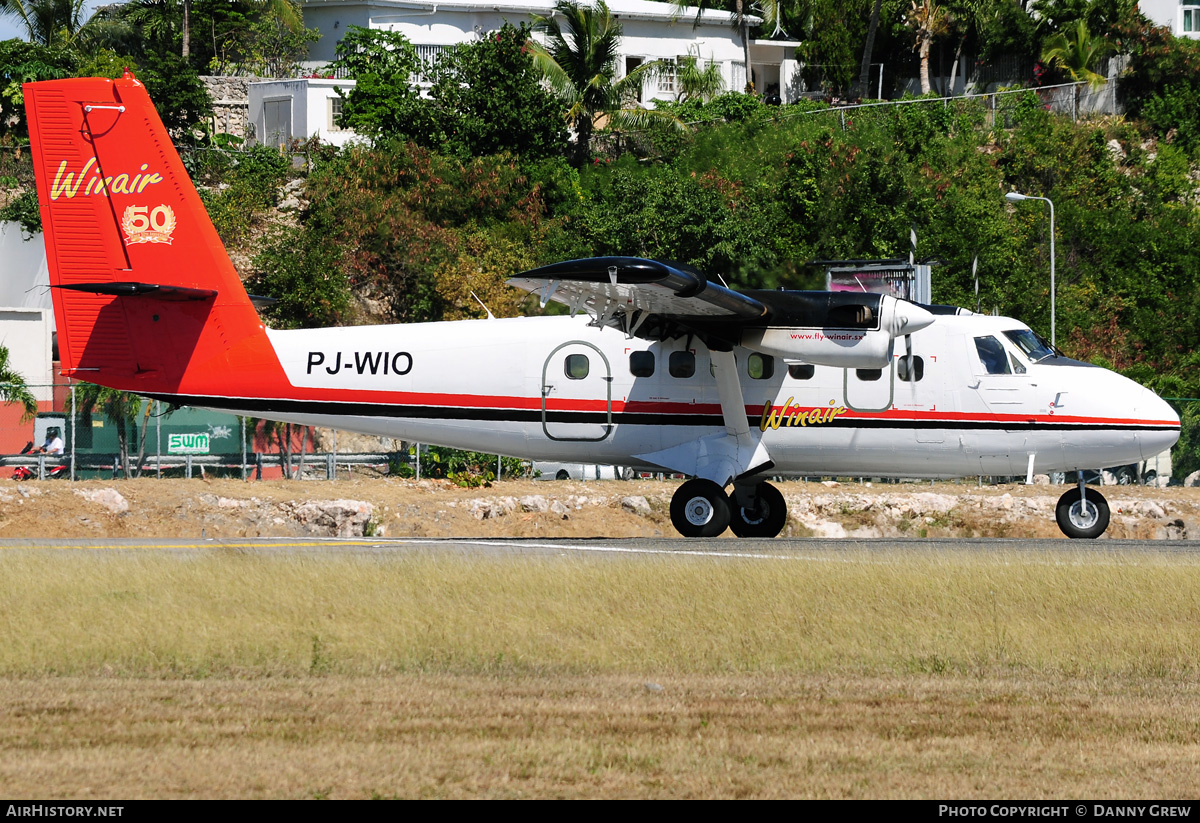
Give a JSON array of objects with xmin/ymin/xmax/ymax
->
[
  {"xmin": 669, "ymin": 351, "xmax": 695, "ymax": 378},
  {"xmin": 788, "ymin": 363, "xmax": 815, "ymax": 380},
  {"xmin": 564, "ymin": 353, "xmax": 589, "ymax": 380},
  {"xmin": 748, "ymin": 353, "xmax": 774, "ymax": 380},
  {"xmin": 897, "ymin": 355, "xmax": 924, "ymax": 382},
  {"xmin": 856, "ymin": 368, "xmax": 883, "ymax": 382},
  {"xmin": 630, "ymin": 351, "xmax": 654, "ymax": 377},
  {"xmin": 974, "ymin": 336, "xmax": 1011, "ymax": 375}
]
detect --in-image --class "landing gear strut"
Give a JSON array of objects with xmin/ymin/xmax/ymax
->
[
  {"xmin": 1055, "ymin": 477, "xmax": 1110, "ymax": 539},
  {"xmin": 670, "ymin": 479, "xmax": 730, "ymax": 537}
]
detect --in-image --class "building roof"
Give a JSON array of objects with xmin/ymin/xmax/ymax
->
[{"xmin": 299, "ymin": 0, "xmax": 758, "ymax": 27}]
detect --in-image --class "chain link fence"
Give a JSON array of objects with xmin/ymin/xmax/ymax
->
[{"xmin": 0, "ymin": 384, "xmax": 423, "ymax": 481}]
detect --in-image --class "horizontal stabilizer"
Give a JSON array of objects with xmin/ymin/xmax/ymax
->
[{"xmin": 55, "ymin": 282, "xmax": 217, "ymax": 301}]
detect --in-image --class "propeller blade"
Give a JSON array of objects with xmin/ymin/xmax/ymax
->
[{"xmin": 905, "ymin": 334, "xmax": 916, "ymax": 388}]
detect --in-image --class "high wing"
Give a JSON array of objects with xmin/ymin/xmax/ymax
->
[
  {"xmin": 508, "ymin": 256, "xmax": 936, "ymax": 370},
  {"xmin": 507, "ymin": 256, "xmax": 768, "ymax": 340}
]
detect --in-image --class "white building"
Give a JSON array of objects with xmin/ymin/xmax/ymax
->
[
  {"xmin": 0, "ymin": 222, "xmax": 54, "ymax": 405},
  {"xmin": 249, "ymin": 77, "xmax": 361, "ymax": 147},
  {"xmin": 253, "ymin": 1, "xmax": 804, "ymax": 146},
  {"xmin": 1140, "ymin": 0, "xmax": 1200, "ymax": 38},
  {"xmin": 300, "ymin": 0, "xmax": 801, "ymax": 99}
]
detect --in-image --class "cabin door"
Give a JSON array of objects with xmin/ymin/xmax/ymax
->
[{"xmin": 541, "ymin": 341, "xmax": 614, "ymax": 442}]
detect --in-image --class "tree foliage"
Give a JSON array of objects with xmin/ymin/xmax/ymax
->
[
  {"xmin": 529, "ymin": 0, "xmax": 684, "ymax": 165},
  {"xmin": 0, "ymin": 345, "xmax": 38, "ymax": 421},
  {"xmin": 329, "ymin": 24, "xmax": 566, "ymax": 160}
]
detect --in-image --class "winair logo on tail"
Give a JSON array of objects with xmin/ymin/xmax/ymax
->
[
  {"xmin": 49, "ymin": 159, "xmax": 165, "ymax": 200},
  {"xmin": 761, "ymin": 398, "xmax": 848, "ymax": 431}
]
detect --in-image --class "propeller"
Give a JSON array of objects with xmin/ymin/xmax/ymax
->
[{"xmin": 904, "ymin": 333, "xmax": 916, "ymax": 394}]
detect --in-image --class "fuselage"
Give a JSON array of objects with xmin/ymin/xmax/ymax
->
[{"xmin": 166, "ymin": 312, "xmax": 1180, "ymax": 480}]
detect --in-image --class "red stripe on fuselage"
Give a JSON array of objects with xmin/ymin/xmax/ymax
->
[{"xmin": 169, "ymin": 384, "xmax": 1179, "ymax": 429}]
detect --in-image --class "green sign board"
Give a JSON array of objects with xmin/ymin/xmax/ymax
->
[{"xmin": 168, "ymin": 433, "xmax": 210, "ymax": 455}]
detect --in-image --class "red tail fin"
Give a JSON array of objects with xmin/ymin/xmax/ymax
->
[{"xmin": 24, "ymin": 74, "xmax": 282, "ymax": 396}]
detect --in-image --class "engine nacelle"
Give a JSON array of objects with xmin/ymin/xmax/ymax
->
[{"xmin": 740, "ymin": 293, "xmax": 935, "ymax": 368}]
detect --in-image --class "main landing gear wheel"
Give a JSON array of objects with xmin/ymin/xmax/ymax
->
[
  {"xmin": 1055, "ymin": 487, "xmax": 1110, "ymax": 539},
  {"xmin": 729, "ymin": 482, "xmax": 788, "ymax": 538},
  {"xmin": 670, "ymin": 479, "xmax": 731, "ymax": 538}
]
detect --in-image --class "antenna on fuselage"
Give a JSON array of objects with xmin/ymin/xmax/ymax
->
[{"xmin": 470, "ymin": 291, "xmax": 495, "ymax": 319}]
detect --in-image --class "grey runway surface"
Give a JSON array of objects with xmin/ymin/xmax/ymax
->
[{"xmin": 5, "ymin": 536, "xmax": 1200, "ymax": 557}]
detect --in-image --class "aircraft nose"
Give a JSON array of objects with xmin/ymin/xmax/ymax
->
[{"xmin": 1134, "ymin": 387, "xmax": 1181, "ymax": 461}]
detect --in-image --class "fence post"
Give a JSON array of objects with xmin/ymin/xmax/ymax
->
[
  {"xmin": 185, "ymin": 454, "xmax": 192, "ymax": 479},
  {"xmin": 70, "ymin": 383, "xmax": 76, "ymax": 482},
  {"xmin": 37, "ymin": 452, "xmax": 45, "ymax": 481},
  {"xmin": 155, "ymin": 400, "xmax": 161, "ymax": 479},
  {"xmin": 241, "ymin": 417, "xmax": 247, "ymax": 481},
  {"xmin": 326, "ymin": 452, "xmax": 334, "ymax": 480},
  {"xmin": 255, "ymin": 452, "xmax": 263, "ymax": 480}
]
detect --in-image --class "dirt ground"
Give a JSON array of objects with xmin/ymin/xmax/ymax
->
[{"xmin": 2, "ymin": 475, "xmax": 1198, "ymax": 540}]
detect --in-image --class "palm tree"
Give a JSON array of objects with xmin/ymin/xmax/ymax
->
[
  {"xmin": 0, "ymin": 346, "xmax": 38, "ymax": 423},
  {"xmin": 1041, "ymin": 18, "xmax": 1112, "ymax": 113},
  {"xmin": 0, "ymin": 0, "xmax": 88, "ymax": 46},
  {"xmin": 677, "ymin": 54, "xmax": 724, "ymax": 103},
  {"xmin": 529, "ymin": 1, "xmax": 684, "ymax": 165},
  {"xmin": 905, "ymin": 0, "xmax": 952, "ymax": 95},
  {"xmin": 76, "ymin": 383, "xmax": 143, "ymax": 479},
  {"xmin": 857, "ymin": 0, "xmax": 884, "ymax": 99}
]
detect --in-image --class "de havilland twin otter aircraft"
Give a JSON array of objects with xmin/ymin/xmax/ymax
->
[{"xmin": 23, "ymin": 74, "xmax": 1181, "ymax": 539}]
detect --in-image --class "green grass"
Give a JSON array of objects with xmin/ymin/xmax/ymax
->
[{"xmin": 4, "ymin": 549, "xmax": 1200, "ymax": 679}]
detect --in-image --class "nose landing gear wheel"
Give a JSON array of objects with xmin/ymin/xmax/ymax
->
[
  {"xmin": 1055, "ymin": 487, "xmax": 1110, "ymax": 539},
  {"xmin": 670, "ymin": 479, "xmax": 731, "ymax": 537},
  {"xmin": 729, "ymin": 482, "xmax": 788, "ymax": 538}
]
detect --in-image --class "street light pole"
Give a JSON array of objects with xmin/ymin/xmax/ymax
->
[{"xmin": 1005, "ymin": 191, "xmax": 1056, "ymax": 348}]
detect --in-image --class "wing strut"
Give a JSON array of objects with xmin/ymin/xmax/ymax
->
[{"xmin": 634, "ymin": 346, "xmax": 771, "ymax": 486}]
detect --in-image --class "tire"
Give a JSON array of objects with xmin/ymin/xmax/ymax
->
[
  {"xmin": 670, "ymin": 479, "xmax": 731, "ymax": 538},
  {"xmin": 1055, "ymin": 488, "xmax": 1110, "ymax": 539},
  {"xmin": 729, "ymin": 482, "xmax": 788, "ymax": 538}
]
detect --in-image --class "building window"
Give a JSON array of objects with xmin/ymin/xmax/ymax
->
[
  {"xmin": 659, "ymin": 60, "xmax": 678, "ymax": 95},
  {"xmin": 1185, "ymin": 6, "xmax": 1199, "ymax": 32},
  {"xmin": 328, "ymin": 97, "xmax": 344, "ymax": 132}
]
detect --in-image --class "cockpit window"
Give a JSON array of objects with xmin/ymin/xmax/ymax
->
[
  {"xmin": 974, "ymin": 336, "xmax": 1011, "ymax": 375},
  {"xmin": 1003, "ymin": 329, "xmax": 1055, "ymax": 363}
]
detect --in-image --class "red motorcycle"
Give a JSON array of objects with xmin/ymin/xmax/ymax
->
[{"xmin": 11, "ymin": 442, "xmax": 69, "ymax": 480}]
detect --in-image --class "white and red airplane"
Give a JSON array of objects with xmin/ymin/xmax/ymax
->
[{"xmin": 23, "ymin": 75, "xmax": 1181, "ymax": 539}]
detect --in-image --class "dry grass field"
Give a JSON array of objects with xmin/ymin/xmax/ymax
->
[{"xmin": 3, "ymin": 539, "xmax": 1200, "ymax": 798}]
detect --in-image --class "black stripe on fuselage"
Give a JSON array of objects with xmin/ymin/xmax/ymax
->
[{"xmin": 148, "ymin": 394, "xmax": 1178, "ymax": 434}]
